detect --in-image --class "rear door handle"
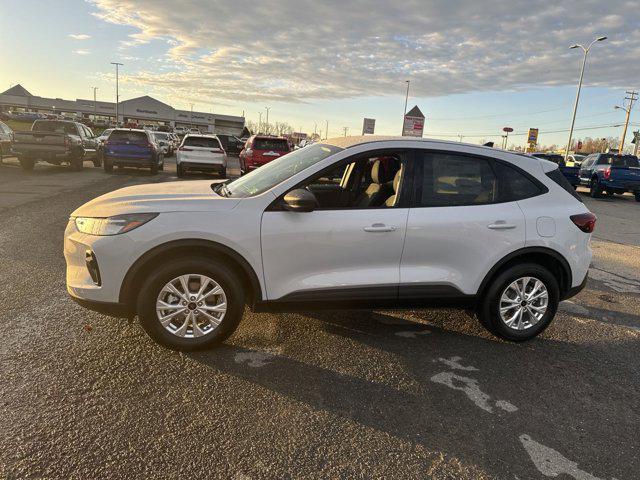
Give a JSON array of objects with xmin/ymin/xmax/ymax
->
[
  {"xmin": 487, "ymin": 221, "xmax": 516, "ymax": 230},
  {"xmin": 364, "ymin": 223, "xmax": 396, "ymax": 233}
]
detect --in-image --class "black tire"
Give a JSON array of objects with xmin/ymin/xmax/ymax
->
[
  {"xmin": 220, "ymin": 168, "xmax": 227, "ymax": 179},
  {"xmin": 103, "ymin": 158, "xmax": 113, "ymax": 173},
  {"xmin": 476, "ymin": 263, "xmax": 559, "ymax": 342},
  {"xmin": 589, "ymin": 178, "xmax": 602, "ymax": 198},
  {"xmin": 19, "ymin": 156, "xmax": 35, "ymax": 171},
  {"xmin": 150, "ymin": 160, "xmax": 159, "ymax": 174},
  {"xmin": 70, "ymin": 158, "xmax": 84, "ymax": 171},
  {"xmin": 177, "ymin": 163, "xmax": 185, "ymax": 177},
  {"xmin": 635, "ymin": 192, "xmax": 640, "ymax": 202},
  {"xmin": 93, "ymin": 154, "xmax": 102, "ymax": 168},
  {"xmin": 137, "ymin": 257, "xmax": 245, "ymax": 351},
  {"xmin": 605, "ymin": 190, "xmax": 614, "ymax": 197}
]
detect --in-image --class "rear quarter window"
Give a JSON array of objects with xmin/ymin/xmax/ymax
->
[
  {"xmin": 546, "ymin": 168, "xmax": 582, "ymax": 203},
  {"xmin": 494, "ymin": 162, "xmax": 545, "ymax": 202}
]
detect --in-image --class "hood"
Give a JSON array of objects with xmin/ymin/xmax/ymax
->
[{"xmin": 71, "ymin": 180, "xmax": 240, "ymax": 217}]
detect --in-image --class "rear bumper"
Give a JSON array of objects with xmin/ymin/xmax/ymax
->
[
  {"xmin": 601, "ymin": 180, "xmax": 640, "ymax": 191},
  {"xmin": 106, "ymin": 155, "xmax": 155, "ymax": 167},
  {"xmin": 562, "ymin": 271, "xmax": 588, "ymax": 300},
  {"xmin": 179, "ymin": 161, "xmax": 225, "ymax": 171}
]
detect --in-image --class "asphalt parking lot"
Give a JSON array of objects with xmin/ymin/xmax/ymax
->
[{"xmin": 1, "ymin": 156, "xmax": 639, "ymax": 479}]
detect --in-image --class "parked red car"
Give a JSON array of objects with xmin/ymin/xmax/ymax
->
[{"xmin": 239, "ymin": 135, "xmax": 291, "ymax": 174}]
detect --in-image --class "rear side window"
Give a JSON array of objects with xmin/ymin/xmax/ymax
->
[
  {"xmin": 183, "ymin": 136, "xmax": 220, "ymax": 148},
  {"xmin": 546, "ymin": 168, "xmax": 582, "ymax": 203},
  {"xmin": 598, "ymin": 155, "xmax": 639, "ymax": 167},
  {"xmin": 420, "ymin": 153, "xmax": 497, "ymax": 207},
  {"xmin": 109, "ymin": 130, "xmax": 149, "ymax": 143},
  {"xmin": 494, "ymin": 162, "xmax": 544, "ymax": 202},
  {"xmin": 253, "ymin": 138, "xmax": 289, "ymax": 151}
]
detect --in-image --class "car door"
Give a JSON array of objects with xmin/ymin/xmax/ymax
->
[
  {"xmin": 260, "ymin": 149, "xmax": 414, "ymax": 301},
  {"xmin": 400, "ymin": 150, "xmax": 526, "ymax": 298}
]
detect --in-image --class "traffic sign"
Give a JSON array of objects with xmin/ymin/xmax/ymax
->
[{"xmin": 362, "ymin": 118, "xmax": 375, "ymax": 135}]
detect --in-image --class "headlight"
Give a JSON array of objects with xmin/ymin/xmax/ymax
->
[{"xmin": 74, "ymin": 213, "xmax": 159, "ymax": 236}]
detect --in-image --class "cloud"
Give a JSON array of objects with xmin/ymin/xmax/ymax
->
[
  {"xmin": 74, "ymin": 49, "xmax": 91, "ymax": 55},
  {"xmin": 69, "ymin": 34, "xmax": 91, "ymax": 40},
  {"xmin": 90, "ymin": 0, "xmax": 640, "ymax": 103}
]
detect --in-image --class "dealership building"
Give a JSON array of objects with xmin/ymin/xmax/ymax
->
[{"xmin": 0, "ymin": 84, "xmax": 245, "ymax": 135}]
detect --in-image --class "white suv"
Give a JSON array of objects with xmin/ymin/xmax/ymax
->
[
  {"xmin": 176, "ymin": 134, "xmax": 227, "ymax": 177},
  {"xmin": 65, "ymin": 137, "xmax": 595, "ymax": 350}
]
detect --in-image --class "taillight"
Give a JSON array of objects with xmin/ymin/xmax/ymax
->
[
  {"xmin": 603, "ymin": 167, "xmax": 611, "ymax": 179},
  {"xmin": 570, "ymin": 213, "xmax": 597, "ymax": 233},
  {"xmin": 210, "ymin": 148, "xmax": 223, "ymax": 154},
  {"xmin": 179, "ymin": 147, "xmax": 193, "ymax": 151},
  {"xmin": 64, "ymin": 136, "xmax": 70, "ymax": 152}
]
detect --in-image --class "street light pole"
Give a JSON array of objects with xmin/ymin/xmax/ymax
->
[
  {"xmin": 402, "ymin": 80, "xmax": 410, "ymax": 135},
  {"xmin": 258, "ymin": 112, "xmax": 262, "ymax": 133},
  {"xmin": 110, "ymin": 62, "xmax": 123, "ymax": 125},
  {"xmin": 564, "ymin": 36, "xmax": 606, "ymax": 161},
  {"xmin": 190, "ymin": 103, "xmax": 194, "ymax": 129},
  {"xmin": 92, "ymin": 86, "xmax": 98, "ymax": 121},
  {"xmin": 265, "ymin": 107, "xmax": 270, "ymax": 133}
]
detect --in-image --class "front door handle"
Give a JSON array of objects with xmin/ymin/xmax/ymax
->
[
  {"xmin": 488, "ymin": 221, "xmax": 516, "ymax": 230},
  {"xmin": 364, "ymin": 223, "xmax": 396, "ymax": 233}
]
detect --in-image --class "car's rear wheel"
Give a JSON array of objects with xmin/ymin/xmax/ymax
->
[
  {"xmin": 103, "ymin": 157, "xmax": 113, "ymax": 173},
  {"xmin": 177, "ymin": 163, "xmax": 185, "ymax": 177},
  {"xmin": 476, "ymin": 263, "xmax": 559, "ymax": 341},
  {"xmin": 589, "ymin": 178, "xmax": 603, "ymax": 198},
  {"xmin": 220, "ymin": 167, "xmax": 227, "ymax": 179},
  {"xmin": 19, "ymin": 156, "xmax": 35, "ymax": 171},
  {"xmin": 137, "ymin": 257, "xmax": 245, "ymax": 351}
]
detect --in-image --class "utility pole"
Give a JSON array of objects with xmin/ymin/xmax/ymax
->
[
  {"xmin": 325, "ymin": 120, "xmax": 329, "ymax": 140},
  {"xmin": 402, "ymin": 80, "xmax": 410, "ymax": 135},
  {"xmin": 564, "ymin": 36, "xmax": 607, "ymax": 161},
  {"xmin": 615, "ymin": 90, "xmax": 637, "ymax": 154},
  {"xmin": 265, "ymin": 107, "xmax": 270, "ymax": 133},
  {"xmin": 458, "ymin": 134, "xmax": 463, "ymax": 142},
  {"xmin": 258, "ymin": 112, "xmax": 262, "ymax": 133},
  {"xmin": 190, "ymin": 103, "xmax": 194, "ymax": 129},
  {"xmin": 110, "ymin": 62, "xmax": 123, "ymax": 125},
  {"xmin": 92, "ymin": 86, "xmax": 98, "ymax": 121},
  {"xmin": 342, "ymin": 126, "xmax": 348, "ymax": 137}
]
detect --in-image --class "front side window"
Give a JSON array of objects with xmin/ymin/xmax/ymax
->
[
  {"xmin": 224, "ymin": 143, "xmax": 343, "ymax": 198},
  {"xmin": 420, "ymin": 153, "xmax": 496, "ymax": 207}
]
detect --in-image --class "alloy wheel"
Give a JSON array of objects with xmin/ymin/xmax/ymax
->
[
  {"xmin": 498, "ymin": 276, "xmax": 548, "ymax": 330},
  {"xmin": 155, "ymin": 274, "xmax": 227, "ymax": 338}
]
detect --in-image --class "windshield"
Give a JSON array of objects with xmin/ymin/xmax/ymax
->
[
  {"xmin": 253, "ymin": 138, "xmax": 289, "ymax": 151},
  {"xmin": 184, "ymin": 136, "xmax": 220, "ymax": 148},
  {"xmin": 600, "ymin": 155, "xmax": 639, "ymax": 167},
  {"xmin": 223, "ymin": 143, "xmax": 343, "ymax": 198}
]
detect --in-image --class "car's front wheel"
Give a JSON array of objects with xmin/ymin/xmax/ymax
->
[
  {"xmin": 476, "ymin": 263, "xmax": 559, "ymax": 341},
  {"xmin": 137, "ymin": 257, "xmax": 245, "ymax": 350}
]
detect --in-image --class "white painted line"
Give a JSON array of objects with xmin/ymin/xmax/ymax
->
[
  {"xmin": 234, "ymin": 351, "xmax": 274, "ymax": 368},
  {"xmin": 437, "ymin": 356, "xmax": 479, "ymax": 371},
  {"xmin": 520, "ymin": 434, "xmax": 611, "ymax": 480},
  {"xmin": 431, "ymin": 372, "xmax": 494, "ymax": 413},
  {"xmin": 395, "ymin": 330, "xmax": 430, "ymax": 338}
]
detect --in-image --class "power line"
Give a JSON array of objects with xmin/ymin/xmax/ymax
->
[{"xmin": 430, "ymin": 122, "xmax": 625, "ymax": 139}]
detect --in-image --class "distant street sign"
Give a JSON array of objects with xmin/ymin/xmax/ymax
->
[
  {"xmin": 362, "ymin": 118, "xmax": 375, "ymax": 135},
  {"xmin": 503, "ymin": 127, "xmax": 514, "ymax": 133},
  {"xmin": 527, "ymin": 128, "xmax": 539, "ymax": 144},
  {"xmin": 402, "ymin": 105, "xmax": 425, "ymax": 137}
]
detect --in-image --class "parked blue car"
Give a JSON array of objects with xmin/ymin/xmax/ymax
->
[
  {"xmin": 102, "ymin": 129, "xmax": 164, "ymax": 174},
  {"xmin": 530, "ymin": 153, "xmax": 581, "ymax": 189},
  {"xmin": 578, "ymin": 153, "xmax": 640, "ymax": 201}
]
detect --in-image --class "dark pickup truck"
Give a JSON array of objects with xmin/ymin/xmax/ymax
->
[
  {"xmin": 530, "ymin": 153, "xmax": 580, "ymax": 189},
  {"xmin": 12, "ymin": 120, "xmax": 100, "ymax": 171},
  {"xmin": 578, "ymin": 153, "xmax": 640, "ymax": 200}
]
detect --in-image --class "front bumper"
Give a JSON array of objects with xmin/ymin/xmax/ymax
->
[{"xmin": 68, "ymin": 289, "xmax": 132, "ymax": 318}]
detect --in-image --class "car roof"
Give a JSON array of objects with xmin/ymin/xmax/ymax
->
[
  {"xmin": 323, "ymin": 135, "xmax": 517, "ymax": 154},
  {"xmin": 112, "ymin": 128, "xmax": 148, "ymax": 133}
]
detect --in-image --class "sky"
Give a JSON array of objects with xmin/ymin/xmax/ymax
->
[{"xmin": 1, "ymin": 0, "xmax": 639, "ymax": 147}]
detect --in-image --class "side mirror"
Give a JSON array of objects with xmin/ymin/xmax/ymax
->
[{"xmin": 283, "ymin": 188, "xmax": 317, "ymax": 212}]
